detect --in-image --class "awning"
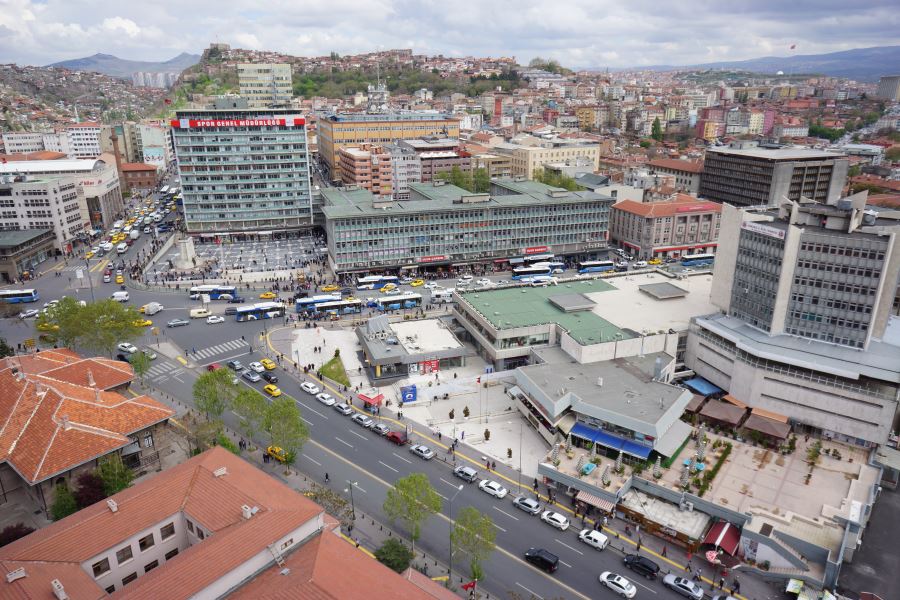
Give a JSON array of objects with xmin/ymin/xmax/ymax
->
[
  {"xmin": 358, "ymin": 389, "xmax": 384, "ymax": 406},
  {"xmin": 525, "ymin": 253, "xmax": 554, "ymax": 261},
  {"xmin": 742, "ymin": 414, "xmax": 791, "ymax": 440},
  {"xmin": 685, "ymin": 394, "xmax": 706, "ymax": 413},
  {"xmin": 509, "ymin": 258, "xmax": 525, "ymax": 264},
  {"xmin": 575, "ymin": 490, "xmax": 615, "ymax": 513},
  {"xmin": 751, "ymin": 406, "xmax": 788, "ymax": 423},
  {"xmin": 702, "ymin": 521, "xmax": 741, "ymax": 555},
  {"xmin": 121, "ymin": 441, "xmax": 141, "ymax": 456},
  {"xmin": 722, "ymin": 394, "xmax": 748, "ymax": 409},
  {"xmin": 654, "ymin": 420, "xmax": 693, "ymax": 458},
  {"xmin": 571, "ymin": 423, "xmax": 652, "ymax": 459},
  {"xmin": 700, "ymin": 401, "xmax": 746, "ymax": 426},
  {"xmin": 555, "ymin": 413, "xmax": 576, "ymax": 435},
  {"xmin": 683, "ymin": 377, "xmax": 723, "ymax": 396}
]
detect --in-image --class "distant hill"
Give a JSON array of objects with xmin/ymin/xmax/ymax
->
[
  {"xmin": 600, "ymin": 45, "xmax": 900, "ymax": 82},
  {"xmin": 47, "ymin": 52, "xmax": 201, "ymax": 79}
]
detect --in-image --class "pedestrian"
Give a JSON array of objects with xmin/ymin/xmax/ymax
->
[
  {"xmin": 661, "ymin": 545, "xmax": 667, "ymax": 557},
  {"xmin": 718, "ymin": 577, "xmax": 725, "ymax": 590},
  {"xmin": 438, "ymin": 431, "xmax": 442, "ymax": 440},
  {"xmin": 324, "ymin": 472, "xmax": 329, "ymax": 483},
  {"xmin": 491, "ymin": 460, "xmax": 496, "ymax": 470},
  {"xmin": 603, "ymin": 516, "xmax": 608, "ymax": 528},
  {"xmin": 686, "ymin": 561, "xmax": 692, "ymax": 573},
  {"xmin": 732, "ymin": 579, "xmax": 740, "ymax": 594},
  {"xmin": 694, "ymin": 568, "xmax": 702, "ymax": 582}
]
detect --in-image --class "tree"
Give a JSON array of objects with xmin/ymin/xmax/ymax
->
[
  {"xmin": 651, "ymin": 117, "xmax": 663, "ymax": 142},
  {"xmin": 192, "ymin": 367, "xmax": 239, "ymax": 421},
  {"xmin": 231, "ymin": 388, "xmax": 267, "ymax": 447},
  {"xmin": 0, "ymin": 523, "xmax": 34, "ymax": 547},
  {"xmin": 262, "ymin": 396, "xmax": 310, "ymax": 469},
  {"xmin": 450, "ymin": 506, "xmax": 497, "ymax": 581},
  {"xmin": 50, "ymin": 484, "xmax": 78, "ymax": 521},
  {"xmin": 129, "ymin": 351, "xmax": 151, "ymax": 385},
  {"xmin": 74, "ymin": 471, "xmax": 107, "ymax": 508},
  {"xmin": 473, "ymin": 167, "xmax": 491, "ymax": 193},
  {"xmin": 97, "ymin": 453, "xmax": 134, "ymax": 496},
  {"xmin": 886, "ymin": 147, "xmax": 900, "ymax": 162},
  {"xmin": 532, "ymin": 168, "xmax": 584, "ymax": 192},
  {"xmin": 38, "ymin": 298, "xmax": 143, "ymax": 356},
  {"xmin": 374, "ymin": 538, "xmax": 415, "ymax": 573},
  {"xmin": 383, "ymin": 473, "xmax": 442, "ymax": 550},
  {"xmin": 0, "ymin": 337, "xmax": 13, "ymax": 358}
]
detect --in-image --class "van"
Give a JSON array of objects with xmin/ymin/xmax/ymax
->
[
  {"xmin": 189, "ymin": 308, "xmax": 210, "ymax": 319},
  {"xmin": 524, "ymin": 548, "xmax": 559, "ymax": 573},
  {"xmin": 116, "ymin": 243, "xmax": 128, "ymax": 254},
  {"xmin": 143, "ymin": 302, "xmax": 164, "ymax": 316},
  {"xmin": 453, "ymin": 465, "xmax": 478, "ymax": 483},
  {"xmin": 112, "ymin": 291, "xmax": 129, "ymax": 302}
]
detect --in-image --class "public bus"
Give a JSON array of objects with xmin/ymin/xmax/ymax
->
[
  {"xmin": 532, "ymin": 261, "xmax": 566, "ymax": 273},
  {"xmin": 189, "ymin": 285, "xmax": 238, "ymax": 300},
  {"xmin": 523, "ymin": 253, "xmax": 555, "ymax": 263},
  {"xmin": 0, "ymin": 289, "xmax": 39, "ymax": 304},
  {"xmin": 295, "ymin": 295, "xmax": 341, "ymax": 313},
  {"xmin": 311, "ymin": 299, "xmax": 363, "ymax": 316},
  {"xmin": 680, "ymin": 253, "xmax": 716, "ymax": 267},
  {"xmin": 159, "ymin": 185, "xmax": 170, "ymax": 195},
  {"xmin": 512, "ymin": 265, "xmax": 552, "ymax": 280},
  {"xmin": 376, "ymin": 293, "xmax": 423, "ymax": 311},
  {"xmin": 357, "ymin": 275, "xmax": 399, "ymax": 290},
  {"xmin": 235, "ymin": 302, "xmax": 286, "ymax": 322},
  {"xmin": 577, "ymin": 260, "xmax": 616, "ymax": 274}
]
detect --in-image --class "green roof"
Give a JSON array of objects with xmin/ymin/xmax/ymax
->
[
  {"xmin": 458, "ymin": 279, "xmax": 632, "ymax": 345},
  {"xmin": 491, "ymin": 179, "xmax": 566, "ymax": 195},
  {"xmin": 408, "ymin": 182, "xmax": 470, "ymax": 201}
]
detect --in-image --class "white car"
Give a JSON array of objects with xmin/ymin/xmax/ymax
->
[
  {"xmin": 409, "ymin": 444, "xmax": 436, "ymax": 460},
  {"xmin": 475, "ymin": 278, "xmax": 492, "ymax": 287},
  {"xmin": 423, "ymin": 282, "xmax": 438, "ymax": 289},
  {"xmin": 206, "ymin": 315, "xmax": 225, "ymax": 324},
  {"xmin": 599, "ymin": 572, "xmax": 637, "ymax": 599},
  {"xmin": 540, "ymin": 510, "xmax": 570, "ymax": 531},
  {"xmin": 248, "ymin": 362, "xmax": 265, "ymax": 373},
  {"xmin": 301, "ymin": 382, "xmax": 321, "ymax": 395},
  {"xmin": 117, "ymin": 342, "xmax": 138, "ymax": 354},
  {"xmin": 478, "ymin": 480, "xmax": 508, "ymax": 499},
  {"xmin": 578, "ymin": 528, "xmax": 609, "ymax": 550},
  {"xmin": 316, "ymin": 392, "xmax": 336, "ymax": 406},
  {"xmin": 633, "ymin": 260, "xmax": 648, "ymax": 268}
]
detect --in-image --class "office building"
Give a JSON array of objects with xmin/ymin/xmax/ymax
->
[
  {"xmin": 687, "ymin": 194, "xmax": 900, "ymax": 446},
  {"xmin": 646, "ymin": 158, "xmax": 703, "ymax": 194},
  {"xmin": 398, "ymin": 138, "xmax": 471, "ymax": 183},
  {"xmin": 171, "ymin": 103, "xmax": 313, "ymax": 236},
  {"xmin": 237, "ymin": 63, "xmax": 293, "ymax": 107},
  {"xmin": 472, "ymin": 153, "xmax": 513, "ymax": 180},
  {"xmin": 492, "ymin": 138, "xmax": 602, "ymax": 179},
  {"xmin": 2, "ymin": 124, "xmax": 102, "ymax": 160},
  {"xmin": 610, "ymin": 195, "xmax": 722, "ymax": 259},
  {"xmin": 63, "ymin": 122, "xmax": 103, "ymax": 159},
  {"xmin": 875, "ymin": 75, "xmax": 900, "ymax": 101},
  {"xmin": 0, "ymin": 229, "xmax": 56, "ymax": 282},
  {"xmin": 698, "ymin": 144, "xmax": 848, "ymax": 207},
  {"xmin": 1, "ymin": 132, "xmax": 46, "ymax": 155},
  {"xmin": 388, "ymin": 142, "xmax": 422, "ymax": 200},
  {"xmin": 0, "ymin": 174, "xmax": 89, "ymax": 252},
  {"xmin": 317, "ymin": 112, "xmax": 460, "ymax": 177},
  {"xmin": 337, "ymin": 144, "xmax": 393, "ymax": 198},
  {"xmin": 322, "ymin": 179, "xmax": 613, "ymax": 273}
]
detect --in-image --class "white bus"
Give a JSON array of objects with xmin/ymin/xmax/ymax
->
[{"xmin": 159, "ymin": 185, "xmax": 170, "ymax": 195}]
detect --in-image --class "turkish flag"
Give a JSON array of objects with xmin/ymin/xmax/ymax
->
[
  {"xmin": 461, "ymin": 581, "xmax": 477, "ymax": 591},
  {"xmin": 164, "ymin": 98, "xmax": 172, "ymax": 105}
]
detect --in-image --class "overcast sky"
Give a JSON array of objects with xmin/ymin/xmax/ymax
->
[{"xmin": 1, "ymin": 0, "xmax": 897, "ymax": 68}]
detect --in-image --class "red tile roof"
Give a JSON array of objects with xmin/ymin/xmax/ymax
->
[
  {"xmin": 648, "ymin": 158, "xmax": 704, "ymax": 174},
  {"xmin": 121, "ymin": 162, "xmax": 157, "ymax": 172},
  {"xmin": 0, "ymin": 351, "xmax": 173, "ymax": 485},
  {"xmin": 851, "ymin": 175, "xmax": 900, "ymax": 192},
  {"xmin": 613, "ymin": 195, "xmax": 722, "ymax": 218}
]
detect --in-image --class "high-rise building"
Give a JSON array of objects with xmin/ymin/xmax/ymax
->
[
  {"xmin": 65, "ymin": 122, "xmax": 103, "ymax": 159},
  {"xmin": 387, "ymin": 143, "xmax": 421, "ymax": 200},
  {"xmin": 686, "ymin": 194, "xmax": 900, "ymax": 446},
  {"xmin": 699, "ymin": 144, "xmax": 848, "ymax": 207},
  {"xmin": 237, "ymin": 63, "xmax": 293, "ymax": 108},
  {"xmin": 0, "ymin": 174, "xmax": 88, "ymax": 253},
  {"xmin": 336, "ymin": 144, "xmax": 393, "ymax": 198},
  {"xmin": 875, "ymin": 75, "xmax": 900, "ymax": 101},
  {"xmin": 171, "ymin": 103, "xmax": 313, "ymax": 235}
]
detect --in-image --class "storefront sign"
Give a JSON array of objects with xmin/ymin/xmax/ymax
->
[
  {"xmin": 420, "ymin": 359, "xmax": 440, "ymax": 374},
  {"xmin": 400, "ymin": 385, "xmax": 417, "ymax": 403},
  {"xmin": 741, "ymin": 221, "xmax": 785, "ymax": 240},
  {"xmin": 524, "ymin": 246, "xmax": 550, "ymax": 254},
  {"xmin": 170, "ymin": 117, "xmax": 305, "ymax": 128},
  {"xmin": 419, "ymin": 255, "xmax": 447, "ymax": 263}
]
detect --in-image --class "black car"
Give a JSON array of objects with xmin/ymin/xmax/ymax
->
[
  {"xmin": 228, "ymin": 296, "xmax": 246, "ymax": 304},
  {"xmin": 115, "ymin": 353, "xmax": 129, "ymax": 362},
  {"xmin": 623, "ymin": 553, "xmax": 660, "ymax": 579},
  {"xmin": 524, "ymin": 548, "xmax": 559, "ymax": 573},
  {"xmin": 262, "ymin": 372, "xmax": 278, "ymax": 383}
]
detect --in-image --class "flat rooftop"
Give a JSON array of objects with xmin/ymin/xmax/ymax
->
[
  {"xmin": 0, "ymin": 228, "xmax": 54, "ymax": 248},
  {"xmin": 358, "ymin": 317, "xmax": 467, "ymax": 365},
  {"xmin": 706, "ymin": 146, "xmax": 846, "ymax": 161},
  {"xmin": 391, "ymin": 320, "xmax": 464, "ymax": 355}
]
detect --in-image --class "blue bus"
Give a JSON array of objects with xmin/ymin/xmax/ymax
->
[
  {"xmin": 577, "ymin": 260, "xmax": 615, "ymax": 273},
  {"xmin": 0, "ymin": 289, "xmax": 39, "ymax": 304},
  {"xmin": 681, "ymin": 253, "xmax": 715, "ymax": 267},
  {"xmin": 376, "ymin": 293, "xmax": 423, "ymax": 311},
  {"xmin": 313, "ymin": 299, "xmax": 363, "ymax": 316},
  {"xmin": 296, "ymin": 295, "xmax": 341, "ymax": 313},
  {"xmin": 189, "ymin": 285, "xmax": 238, "ymax": 300},
  {"xmin": 532, "ymin": 261, "xmax": 566, "ymax": 273},
  {"xmin": 235, "ymin": 302, "xmax": 286, "ymax": 322},
  {"xmin": 512, "ymin": 265, "xmax": 552, "ymax": 280},
  {"xmin": 357, "ymin": 275, "xmax": 399, "ymax": 290}
]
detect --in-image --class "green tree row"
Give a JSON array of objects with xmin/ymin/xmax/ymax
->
[
  {"xmin": 532, "ymin": 167, "xmax": 585, "ymax": 191},
  {"xmin": 292, "ymin": 67, "xmax": 522, "ymax": 99},
  {"xmin": 435, "ymin": 166, "xmax": 491, "ymax": 193},
  {"xmin": 35, "ymin": 297, "xmax": 144, "ymax": 356}
]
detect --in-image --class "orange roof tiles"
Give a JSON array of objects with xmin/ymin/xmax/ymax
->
[
  {"xmin": 121, "ymin": 162, "xmax": 157, "ymax": 172},
  {"xmin": 613, "ymin": 196, "xmax": 722, "ymax": 218},
  {"xmin": 648, "ymin": 158, "xmax": 704, "ymax": 174}
]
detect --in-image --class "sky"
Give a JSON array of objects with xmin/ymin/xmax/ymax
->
[{"xmin": 1, "ymin": 0, "xmax": 898, "ymax": 68}]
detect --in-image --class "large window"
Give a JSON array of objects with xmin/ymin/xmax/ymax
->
[
  {"xmin": 160, "ymin": 522, "xmax": 175, "ymax": 540},
  {"xmin": 138, "ymin": 534, "xmax": 155, "ymax": 552},
  {"xmin": 116, "ymin": 545, "xmax": 133, "ymax": 565},
  {"xmin": 92, "ymin": 558, "xmax": 110, "ymax": 578}
]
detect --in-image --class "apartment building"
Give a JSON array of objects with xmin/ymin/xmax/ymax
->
[
  {"xmin": 399, "ymin": 138, "xmax": 471, "ymax": 182},
  {"xmin": 387, "ymin": 142, "xmax": 421, "ymax": 200},
  {"xmin": 120, "ymin": 163, "xmax": 159, "ymax": 193},
  {"xmin": 698, "ymin": 144, "xmax": 848, "ymax": 207},
  {"xmin": 687, "ymin": 194, "xmax": 900, "ymax": 447},
  {"xmin": 610, "ymin": 195, "xmax": 722, "ymax": 259},
  {"xmin": 337, "ymin": 144, "xmax": 393, "ymax": 198},
  {"xmin": 0, "ymin": 175, "xmax": 88, "ymax": 252},
  {"xmin": 472, "ymin": 153, "xmax": 513, "ymax": 179},
  {"xmin": 317, "ymin": 112, "xmax": 460, "ymax": 177},
  {"xmin": 646, "ymin": 158, "xmax": 703, "ymax": 194},
  {"xmin": 323, "ymin": 179, "xmax": 613, "ymax": 273},
  {"xmin": 875, "ymin": 75, "xmax": 900, "ymax": 101},
  {"xmin": 237, "ymin": 63, "xmax": 293, "ymax": 108},
  {"xmin": 493, "ymin": 138, "xmax": 601, "ymax": 179},
  {"xmin": 171, "ymin": 103, "xmax": 313, "ymax": 236},
  {"xmin": 2, "ymin": 123, "xmax": 101, "ymax": 160},
  {"xmin": 1, "ymin": 132, "xmax": 45, "ymax": 154},
  {"xmin": 65, "ymin": 122, "xmax": 103, "ymax": 158}
]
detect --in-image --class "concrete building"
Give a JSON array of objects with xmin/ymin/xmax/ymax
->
[
  {"xmin": 387, "ymin": 142, "xmax": 421, "ymax": 200},
  {"xmin": 317, "ymin": 112, "xmax": 460, "ymax": 178},
  {"xmin": 357, "ymin": 315, "xmax": 469, "ymax": 381},
  {"xmin": 0, "ymin": 229, "xmax": 56, "ymax": 282},
  {"xmin": 120, "ymin": 163, "xmax": 159, "ymax": 193},
  {"xmin": 609, "ymin": 195, "xmax": 722, "ymax": 259},
  {"xmin": 2, "ymin": 124, "xmax": 101, "ymax": 160},
  {"xmin": 237, "ymin": 63, "xmax": 293, "ymax": 107},
  {"xmin": 337, "ymin": 144, "xmax": 393, "ymax": 198},
  {"xmin": 171, "ymin": 103, "xmax": 313, "ymax": 236},
  {"xmin": 0, "ymin": 174, "xmax": 89, "ymax": 253},
  {"xmin": 65, "ymin": 122, "xmax": 103, "ymax": 159},
  {"xmin": 875, "ymin": 75, "xmax": 900, "ymax": 101},
  {"xmin": 1, "ymin": 132, "xmax": 46, "ymax": 155},
  {"xmin": 699, "ymin": 144, "xmax": 849, "ymax": 207},
  {"xmin": 322, "ymin": 179, "xmax": 613, "ymax": 273},
  {"xmin": 399, "ymin": 138, "xmax": 471, "ymax": 183},
  {"xmin": 472, "ymin": 153, "xmax": 513, "ymax": 180},
  {"xmin": 686, "ymin": 194, "xmax": 900, "ymax": 446},
  {"xmin": 646, "ymin": 158, "xmax": 703, "ymax": 194},
  {"xmin": 493, "ymin": 137, "xmax": 602, "ymax": 179}
]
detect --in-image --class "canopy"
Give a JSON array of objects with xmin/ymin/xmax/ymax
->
[
  {"xmin": 683, "ymin": 377, "xmax": 723, "ymax": 396},
  {"xmin": 702, "ymin": 520, "xmax": 741, "ymax": 556},
  {"xmin": 570, "ymin": 423, "xmax": 652, "ymax": 459},
  {"xmin": 575, "ymin": 489, "xmax": 615, "ymax": 513},
  {"xmin": 743, "ymin": 413, "xmax": 791, "ymax": 440},
  {"xmin": 700, "ymin": 401, "xmax": 746, "ymax": 426},
  {"xmin": 358, "ymin": 389, "xmax": 384, "ymax": 406}
]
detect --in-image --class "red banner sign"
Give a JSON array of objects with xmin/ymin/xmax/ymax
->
[
  {"xmin": 419, "ymin": 255, "xmax": 447, "ymax": 263},
  {"xmin": 169, "ymin": 117, "xmax": 305, "ymax": 128},
  {"xmin": 524, "ymin": 246, "xmax": 549, "ymax": 254}
]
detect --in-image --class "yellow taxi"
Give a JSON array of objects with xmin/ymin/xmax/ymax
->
[
  {"xmin": 37, "ymin": 322, "xmax": 59, "ymax": 332},
  {"xmin": 263, "ymin": 384, "xmax": 282, "ymax": 397},
  {"xmin": 321, "ymin": 284, "xmax": 340, "ymax": 292},
  {"xmin": 266, "ymin": 446, "xmax": 288, "ymax": 462},
  {"xmin": 134, "ymin": 319, "xmax": 153, "ymax": 327},
  {"xmin": 410, "ymin": 279, "xmax": 425, "ymax": 287},
  {"xmin": 85, "ymin": 251, "xmax": 95, "ymax": 259},
  {"xmin": 115, "ymin": 275, "xmax": 125, "ymax": 284},
  {"xmin": 260, "ymin": 358, "xmax": 277, "ymax": 370},
  {"xmin": 259, "ymin": 291, "xmax": 277, "ymax": 299},
  {"xmin": 380, "ymin": 283, "xmax": 397, "ymax": 293},
  {"xmin": 648, "ymin": 258, "xmax": 663, "ymax": 265}
]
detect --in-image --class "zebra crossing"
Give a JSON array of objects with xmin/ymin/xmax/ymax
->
[
  {"xmin": 192, "ymin": 338, "xmax": 250, "ymax": 362},
  {"xmin": 145, "ymin": 359, "xmax": 184, "ymax": 383}
]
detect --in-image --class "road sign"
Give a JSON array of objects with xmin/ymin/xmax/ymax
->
[{"xmin": 23, "ymin": 338, "xmax": 35, "ymax": 348}]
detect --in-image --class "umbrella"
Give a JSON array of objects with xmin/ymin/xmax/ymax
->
[{"xmin": 705, "ymin": 550, "xmax": 721, "ymax": 564}]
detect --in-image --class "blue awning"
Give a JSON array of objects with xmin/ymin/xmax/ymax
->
[
  {"xmin": 571, "ymin": 424, "xmax": 651, "ymax": 459},
  {"xmin": 621, "ymin": 439, "xmax": 652, "ymax": 460},
  {"xmin": 683, "ymin": 377, "xmax": 723, "ymax": 397}
]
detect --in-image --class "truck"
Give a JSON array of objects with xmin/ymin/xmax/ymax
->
[
  {"xmin": 129, "ymin": 229, "xmax": 141, "ymax": 240},
  {"xmin": 431, "ymin": 289, "xmax": 455, "ymax": 304}
]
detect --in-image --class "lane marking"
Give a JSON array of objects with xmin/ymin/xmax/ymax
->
[
  {"xmin": 176, "ymin": 356, "xmax": 187, "ymax": 365},
  {"xmin": 334, "ymin": 436, "xmax": 353, "ymax": 449},
  {"xmin": 631, "ymin": 579, "xmax": 658, "ymax": 594},
  {"xmin": 435, "ymin": 492, "xmax": 449, "ymax": 501},
  {"xmin": 493, "ymin": 522, "xmax": 507, "ymax": 533},
  {"xmin": 302, "ymin": 454, "xmax": 321, "ymax": 466},
  {"xmin": 439, "ymin": 477, "xmax": 460, "ymax": 489},
  {"xmin": 392, "ymin": 452, "xmax": 412, "ymax": 464},
  {"xmin": 492, "ymin": 506, "xmax": 519, "ymax": 521},
  {"xmin": 554, "ymin": 539, "xmax": 584, "ymax": 555},
  {"xmin": 296, "ymin": 401, "xmax": 327, "ymax": 419},
  {"xmin": 379, "ymin": 461, "xmax": 398, "ymax": 473},
  {"xmin": 348, "ymin": 430, "xmax": 367, "ymax": 441},
  {"xmin": 516, "ymin": 583, "xmax": 543, "ymax": 600},
  {"xmin": 559, "ymin": 560, "xmax": 572, "ymax": 568}
]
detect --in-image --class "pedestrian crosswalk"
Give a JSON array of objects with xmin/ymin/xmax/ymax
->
[
  {"xmin": 192, "ymin": 338, "xmax": 250, "ymax": 361},
  {"xmin": 145, "ymin": 359, "xmax": 184, "ymax": 383}
]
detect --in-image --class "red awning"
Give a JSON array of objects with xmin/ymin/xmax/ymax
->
[
  {"xmin": 703, "ymin": 521, "xmax": 740, "ymax": 556},
  {"xmin": 358, "ymin": 390, "xmax": 384, "ymax": 406}
]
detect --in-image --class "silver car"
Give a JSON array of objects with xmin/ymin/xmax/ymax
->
[
  {"xmin": 333, "ymin": 403, "xmax": 353, "ymax": 416},
  {"xmin": 409, "ymin": 444, "xmax": 436, "ymax": 460},
  {"xmin": 512, "ymin": 496, "xmax": 541, "ymax": 515},
  {"xmin": 663, "ymin": 574, "xmax": 705, "ymax": 600},
  {"xmin": 351, "ymin": 413, "xmax": 374, "ymax": 428}
]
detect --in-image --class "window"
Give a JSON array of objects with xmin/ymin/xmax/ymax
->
[
  {"xmin": 105, "ymin": 585, "xmax": 116, "ymax": 593},
  {"xmin": 144, "ymin": 560, "xmax": 159, "ymax": 573},
  {"xmin": 92, "ymin": 558, "xmax": 111, "ymax": 578},
  {"xmin": 139, "ymin": 534, "xmax": 155, "ymax": 552},
  {"xmin": 164, "ymin": 548, "xmax": 179, "ymax": 560},
  {"xmin": 116, "ymin": 545, "xmax": 133, "ymax": 565},
  {"xmin": 186, "ymin": 520, "xmax": 194, "ymax": 533},
  {"xmin": 197, "ymin": 528, "xmax": 205, "ymax": 540},
  {"xmin": 122, "ymin": 572, "xmax": 138, "ymax": 586},
  {"xmin": 160, "ymin": 522, "xmax": 175, "ymax": 540}
]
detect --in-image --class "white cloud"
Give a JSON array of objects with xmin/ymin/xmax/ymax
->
[{"xmin": 102, "ymin": 17, "xmax": 140, "ymax": 38}]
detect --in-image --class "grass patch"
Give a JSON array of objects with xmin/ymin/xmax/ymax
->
[{"xmin": 321, "ymin": 355, "xmax": 351, "ymax": 387}]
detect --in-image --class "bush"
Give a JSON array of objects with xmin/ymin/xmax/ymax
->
[
  {"xmin": 0, "ymin": 523, "xmax": 35, "ymax": 547},
  {"xmin": 374, "ymin": 538, "xmax": 414, "ymax": 573},
  {"xmin": 50, "ymin": 484, "xmax": 78, "ymax": 521},
  {"xmin": 507, "ymin": 448, "xmax": 513, "ymax": 459},
  {"xmin": 333, "ymin": 348, "xmax": 340, "ymax": 358},
  {"xmin": 697, "ymin": 442, "xmax": 732, "ymax": 497},
  {"xmin": 74, "ymin": 472, "xmax": 107, "ymax": 508},
  {"xmin": 216, "ymin": 432, "xmax": 241, "ymax": 455}
]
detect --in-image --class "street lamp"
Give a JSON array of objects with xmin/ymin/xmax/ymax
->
[
  {"xmin": 448, "ymin": 483, "xmax": 464, "ymax": 585},
  {"xmin": 83, "ymin": 257, "xmax": 96, "ymax": 302},
  {"xmin": 345, "ymin": 480, "xmax": 358, "ymax": 521}
]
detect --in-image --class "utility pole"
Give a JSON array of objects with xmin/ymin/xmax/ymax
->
[
  {"xmin": 448, "ymin": 483, "xmax": 464, "ymax": 585},
  {"xmin": 84, "ymin": 257, "xmax": 96, "ymax": 302},
  {"xmin": 345, "ymin": 480, "xmax": 358, "ymax": 521}
]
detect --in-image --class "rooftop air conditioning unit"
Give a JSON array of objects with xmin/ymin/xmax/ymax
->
[
  {"xmin": 51, "ymin": 579, "xmax": 69, "ymax": 600},
  {"xmin": 106, "ymin": 499, "xmax": 118, "ymax": 513},
  {"xmin": 214, "ymin": 467, "xmax": 228, "ymax": 477}
]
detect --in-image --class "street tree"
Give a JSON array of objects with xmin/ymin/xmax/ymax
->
[
  {"xmin": 231, "ymin": 388, "xmax": 267, "ymax": 448},
  {"xmin": 39, "ymin": 299, "xmax": 143, "ymax": 356},
  {"xmin": 73, "ymin": 472, "xmax": 107, "ymax": 508},
  {"xmin": 473, "ymin": 167, "xmax": 491, "ymax": 193},
  {"xmin": 0, "ymin": 337, "xmax": 13, "ymax": 358},
  {"xmin": 0, "ymin": 523, "xmax": 35, "ymax": 548},
  {"xmin": 97, "ymin": 453, "xmax": 134, "ymax": 496},
  {"xmin": 383, "ymin": 473, "xmax": 442, "ymax": 552},
  {"xmin": 450, "ymin": 506, "xmax": 497, "ymax": 581},
  {"xmin": 262, "ymin": 396, "xmax": 309, "ymax": 470},
  {"xmin": 374, "ymin": 538, "xmax": 415, "ymax": 573},
  {"xmin": 192, "ymin": 368, "xmax": 239, "ymax": 421},
  {"xmin": 129, "ymin": 351, "xmax": 151, "ymax": 386}
]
